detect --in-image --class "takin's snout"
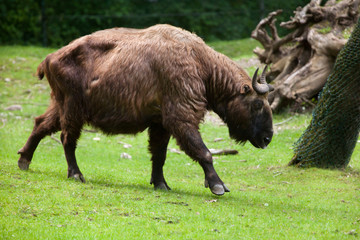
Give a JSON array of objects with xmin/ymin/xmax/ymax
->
[{"xmin": 250, "ymin": 130, "xmax": 273, "ymax": 149}]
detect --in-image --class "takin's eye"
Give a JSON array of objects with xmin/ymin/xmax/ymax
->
[
  {"xmin": 243, "ymin": 84, "xmax": 251, "ymax": 94},
  {"xmin": 252, "ymin": 99, "xmax": 263, "ymax": 110}
]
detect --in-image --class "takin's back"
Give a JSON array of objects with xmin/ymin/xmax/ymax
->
[{"xmin": 40, "ymin": 24, "xmax": 212, "ymax": 134}]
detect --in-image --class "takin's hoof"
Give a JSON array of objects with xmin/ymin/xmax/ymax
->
[
  {"xmin": 153, "ymin": 182, "xmax": 171, "ymax": 191},
  {"xmin": 18, "ymin": 158, "xmax": 31, "ymax": 170},
  {"xmin": 69, "ymin": 173, "xmax": 86, "ymax": 183},
  {"xmin": 205, "ymin": 179, "xmax": 230, "ymax": 195}
]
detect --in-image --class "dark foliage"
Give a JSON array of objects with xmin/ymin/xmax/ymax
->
[{"xmin": 0, "ymin": 0, "xmax": 308, "ymax": 46}]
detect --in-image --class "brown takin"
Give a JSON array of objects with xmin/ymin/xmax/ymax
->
[{"xmin": 18, "ymin": 24, "xmax": 274, "ymax": 195}]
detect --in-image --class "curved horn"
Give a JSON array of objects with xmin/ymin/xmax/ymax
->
[
  {"xmin": 252, "ymin": 66, "xmax": 270, "ymax": 94},
  {"xmin": 261, "ymin": 65, "xmax": 275, "ymax": 92},
  {"xmin": 260, "ymin": 65, "xmax": 268, "ymax": 84}
]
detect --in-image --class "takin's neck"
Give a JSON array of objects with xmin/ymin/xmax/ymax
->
[{"xmin": 204, "ymin": 52, "xmax": 245, "ymax": 120}]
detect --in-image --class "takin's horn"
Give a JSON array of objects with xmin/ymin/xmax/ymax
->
[
  {"xmin": 252, "ymin": 65, "xmax": 274, "ymax": 94},
  {"xmin": 259, "ymin": 65, "xmax": 268, "ymax": 84},
  {"xmin": 260, "ymin": 65, "xmax": 275, "ymax": 92}
]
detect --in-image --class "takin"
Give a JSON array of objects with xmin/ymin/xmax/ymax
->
[{"xmin": 17, "ymin": 24, "xmax": 274, "ymax": 195}]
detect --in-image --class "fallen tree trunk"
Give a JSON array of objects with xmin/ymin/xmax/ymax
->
[{"xmin": 251, "ymin": 0, "xmax": 359, "ymax": 112}]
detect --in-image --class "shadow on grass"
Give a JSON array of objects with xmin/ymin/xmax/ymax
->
[{"xmin": 23, "ymin": 166, "xmax": 241, "ymax": 200}]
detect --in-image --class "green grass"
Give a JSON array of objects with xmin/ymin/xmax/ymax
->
[
  {"xmin": 1, "ymin": 45, "xmax": 360, "ymax": 239},
  {"xmin": 208, "ymin": 38, "xmax": 261, "ymax": 60}
]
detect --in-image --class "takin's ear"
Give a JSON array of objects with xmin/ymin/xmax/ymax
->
[{"xmin": 241, "ymin": 84, "xmax": 251, "ymax": 94}]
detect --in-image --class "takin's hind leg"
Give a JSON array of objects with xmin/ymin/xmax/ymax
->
[
  {"xmin": 60, "ymin": 128, "xmax": 85, "ymax": 182},
  {"xmin": 59, "ymin": 97, "xmax": 85, "ymax": 182},
  {"xmin": 148, "ymin": 123, "xmax": 171, "ymax": 190},
  {"xmin": 18, "ymin": 104, "xmax": 60, "ymax": 170}
]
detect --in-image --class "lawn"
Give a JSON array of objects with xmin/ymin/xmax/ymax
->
[{"xmin": 0, "ymin": 45, "xmax": 359, "ymax": 240}]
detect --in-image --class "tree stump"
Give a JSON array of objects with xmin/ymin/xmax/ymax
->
[{"xmin": 251, "ymin": 0, "xmax": 359, "ymax": 112}]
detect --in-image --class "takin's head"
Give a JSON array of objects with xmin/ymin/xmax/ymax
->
[{"xmin": 224, "ymin": 66, "xmax": 274, "ymax": 149}]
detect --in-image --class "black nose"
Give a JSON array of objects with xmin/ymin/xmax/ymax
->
[{"xmin": 264, "ymin": 137, "xmax": 271, "ymax": 146}]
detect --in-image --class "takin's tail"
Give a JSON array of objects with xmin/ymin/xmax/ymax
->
[{"xmin": 36, "ymin": 60, "xmax": 45, "ymax": 80}]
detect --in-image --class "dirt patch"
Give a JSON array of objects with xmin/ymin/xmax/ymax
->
[
  {"xmin": 236, "ymin": 57, "xmax": 261, "ymax": 69},
  {"xmin": 204, "ymin": 112, "xmax": 225, "ymax": 126}
]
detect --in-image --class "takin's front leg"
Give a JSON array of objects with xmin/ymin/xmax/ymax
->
[
  {"xmin": 148, "ymin": 123, "xmax": 171, "ymax": 190},
  {"xmin": 18, "ymin": 104, "xmax": 60, "ymax": 170},
  {"xmin": 170, "ymin": 122, "xmax": 230, "ymax": 195}
]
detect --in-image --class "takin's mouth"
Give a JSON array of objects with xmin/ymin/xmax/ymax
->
[
  {"xmin": 228, "ymin": 127, "xmax": 272, "ymax": 149},
  {"xmin": 249, "ymin": 135, "xmax": 272, "ymax": 149}
]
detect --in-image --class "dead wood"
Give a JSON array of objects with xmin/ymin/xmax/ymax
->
[
  {"xmin": 209, "ymin": 149, "xmax": 239, "ymax": 155},
  {"xmin": 251, "ymin": 0, "xmax": 359, "ymax": 112},
  {"xmin": 50, "ymin": 134, "xmax": 62, "ymax": 144}
]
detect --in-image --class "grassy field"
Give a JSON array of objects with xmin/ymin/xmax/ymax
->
[{"xmin": 0, "ymin": 44, "xmax": 359, "ymax": 240}]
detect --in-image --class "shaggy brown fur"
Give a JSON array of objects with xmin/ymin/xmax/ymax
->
[{"xmin": 18, "ymin": 24, "xmax": 273, "ymax": 195}]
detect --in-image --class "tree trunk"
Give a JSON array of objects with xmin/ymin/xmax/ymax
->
[
  {"xmin": 289, "ymin": 17, "xmax": 360, "ymax": 168},
  {"xmin": 251, "ymin": 0, "xmax": 359, "ymax": 112}
]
